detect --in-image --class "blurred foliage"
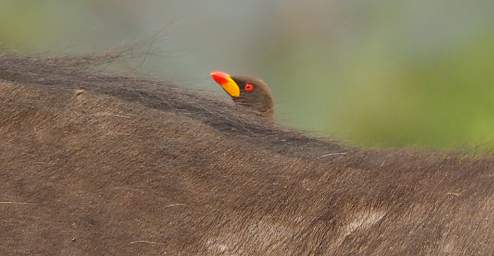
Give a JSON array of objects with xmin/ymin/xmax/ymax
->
[
  {"xmin": 266, "ymin": 34, "xmax": 494, "ymax": 149},
  {"xmin": 1, "ymin": 0, "xmax": 493, "ymax": 149}
]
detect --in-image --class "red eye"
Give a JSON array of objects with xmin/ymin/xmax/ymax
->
[{"xmin": 244, "ymin": 83, "xmax": 254, "ymax": 93}]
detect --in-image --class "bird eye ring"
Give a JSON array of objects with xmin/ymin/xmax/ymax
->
[{"xmin": 244, "ymin": 83, "xmax": 254, "ymax": 93}]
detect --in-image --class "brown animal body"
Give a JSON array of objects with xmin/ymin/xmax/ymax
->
[{"xmin": 1, "ymin": 55, "xmax": 494, "ymax": 256}]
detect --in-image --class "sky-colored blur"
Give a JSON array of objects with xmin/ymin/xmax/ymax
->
[{"xmin": 1, "ymin": 0, "xmax": 494, "ymax": 149}]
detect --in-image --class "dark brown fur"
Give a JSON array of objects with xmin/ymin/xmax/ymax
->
[{"xmin": 1, "ymin": 54, "xmax": 494, "ymax": 255}]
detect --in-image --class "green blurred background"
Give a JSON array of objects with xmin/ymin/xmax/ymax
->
[{"xmin": 2, "ymin": 0, "xmax": 493, "ymax": 149}]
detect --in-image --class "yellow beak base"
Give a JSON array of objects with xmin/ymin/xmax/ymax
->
[{"xmin": 210, "ymin": 71, "xmax": 240, "ymax": 97}]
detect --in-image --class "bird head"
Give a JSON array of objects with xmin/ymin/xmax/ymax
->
[{"xmin": 210, "ymin": 71, "xmax": 273, "ymax": 118}]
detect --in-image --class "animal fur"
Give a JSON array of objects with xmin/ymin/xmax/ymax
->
[{"xmin": 1, "ymin": 54, "xmax": 494, "ymax": 255}]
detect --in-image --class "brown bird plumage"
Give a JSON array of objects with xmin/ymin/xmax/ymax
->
[{"xmin": 211, "ymin": 71, "xmax": 274, "ymax": 118}]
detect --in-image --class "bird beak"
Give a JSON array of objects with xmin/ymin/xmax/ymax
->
[{"xmin": 210, "ymin": 71, "xmax": 240, "ymax": 97}]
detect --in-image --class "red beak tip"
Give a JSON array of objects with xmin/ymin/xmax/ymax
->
[{"xmin": 210, "ymin": 71, "xmax": 229, "ymax": 85}]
